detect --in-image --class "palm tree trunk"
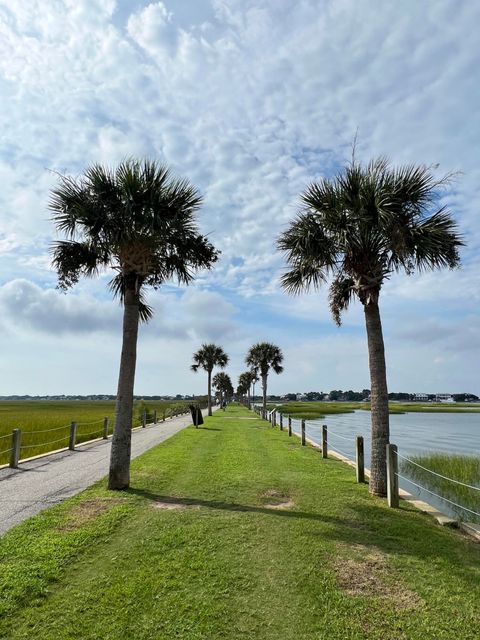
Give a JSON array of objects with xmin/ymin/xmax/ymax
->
[
  {"xmin": 364, "ymin": 299, "xmax": 390, "ymax": 496},
  {"xmin": 108, "ymin": 285, "xmax": 140, "ymax": 490},
  {"xmin": 262, "ymin": 374, "xmax": 268, "ymax": 412},
  {"xmin": 207, "ymin": 370, "xmax": 212, "ymax": 416}
]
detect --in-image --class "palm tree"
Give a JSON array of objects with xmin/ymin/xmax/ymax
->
[
  {"xmin": 238, "ymin": 370, "xmax": 257, "ymax": 406},
  {"xmin": 50, "ymin": 159, "xmax": 219, "ymax": 490},
  {"xmin": 245, "ymin": 343, "xmax": 284, "ymax": 412},
  {"xmin": 191, "ymin": 344, "xmax": 229, "ymax": 415},
  {"xmin": 277, "ymin": 157, "xmax": 462, "ymax": 496},
  {"xmin": 213, "ymin": 371, "xmax": 233, "ymax": 408}
]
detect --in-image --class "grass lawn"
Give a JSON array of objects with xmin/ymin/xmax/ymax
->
[{"xmin": 0, "ymin": 404, "xmax": 479, "ymax": 639}]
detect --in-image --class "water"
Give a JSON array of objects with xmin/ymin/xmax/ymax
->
[{"xmin": 289, "ymin": 410, "xmax": 480, "ymax": 521}]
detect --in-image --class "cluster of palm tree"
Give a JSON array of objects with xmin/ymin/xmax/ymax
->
[
  {"xmin": 233, "ymin": 342, "xmax": 284, "ymax": 412},
  {"xmin": 51, "ymin": 155, "xmax": 462, "ymax": 497},
  {"xmin": 189, "ymin": 341, "xmax": 285, "ymax": 416}
]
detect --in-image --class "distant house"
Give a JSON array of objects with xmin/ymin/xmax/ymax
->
[
  {"xmin": 413, "ymin": 393, "xmax": 428, "ymax": 401},
  {"xmin": 435, "ymin": 393, "xmax": 455, "ymax": 403}
]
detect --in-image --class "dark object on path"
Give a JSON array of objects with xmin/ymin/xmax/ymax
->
[{"xmin": 190, "ymin": 404, "xmax": 204, "ymax": 427}]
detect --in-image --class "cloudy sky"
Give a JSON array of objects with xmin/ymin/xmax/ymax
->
[{"xmin": 0, "ymin": 0, "xmax": 479, "ymax": 396}]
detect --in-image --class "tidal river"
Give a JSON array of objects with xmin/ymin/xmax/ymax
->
[{"xmin": 291, "ymin": 410, "xmax": 480, "ymax": 521}]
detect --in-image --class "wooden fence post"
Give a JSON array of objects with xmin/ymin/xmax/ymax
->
[
  {"xmin": 69, "ymin": 421, "xmax": 77, "ymax": 451},
  {"xmin": 9, "ymin": 429, "xmax": 21, "ymax": 468},
  {"xmin": 355, "ymin": 436, "xmax": 364, "ymax": 483},
  {"xmin": 301, "ymin": 419, "xmax": 306, "ymax": 446},
  {"xmin": 103, "ymin": 417, "xmax": 109, "ymax": 439},
  {"xmin": 142, "ymin": 410, "xmax": 146, "ymax": 428},
  {"xmin": 163, "ymin": 410, "xmax": 166, "ymax": 422},
  {"xmin": 387, "ymin": 444, "xmax": 399, "ymax": 508},
  {"xmin": 279, "ymin": 414, "xmax": 283, "ymax": 431},
  {"xmin": 288, "ymin": 417, "xmax": 292, "ymax": 437},
  {"xmin": 322, "ymin": 425, "xmax": 328, "ymax": 459},
  {"xmin": 153, "ymin": 409, "xmax": 157, "ymax": 424}
]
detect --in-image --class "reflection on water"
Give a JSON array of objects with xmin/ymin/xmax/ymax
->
[{"xmin": 290, "ymin": 410, "xmax": 480, "ymax": 521}]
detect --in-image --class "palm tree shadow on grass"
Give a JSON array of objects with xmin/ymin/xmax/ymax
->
[{"xmin": 125, "ymin": 487, "xmax": 480, "ymax": 585}]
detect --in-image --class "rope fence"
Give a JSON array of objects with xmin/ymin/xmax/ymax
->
[
  {"xmin": 20, "ymin": 435, "xmax": 69, "ymax": 450},
  {"xmin": 258, "ymin": 406, "xmax": 479, "ymax": 528},
  {"xmin": 395, "ymin": 451, "xmax": 480, "ymax": 491},
  {"xmin": 22, "ymin": 424, "xmax": 71, "ymax": 435},
  {"xmin": 395, "ymin": 472, "xmax": 480, "ymax": 518},
  {"xmin": 0, "ymin": 402, "xmax": 205, "ymax": 470}
]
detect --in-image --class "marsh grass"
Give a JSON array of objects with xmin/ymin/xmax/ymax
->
[
  {"xmin": 271, "ymin": 401, "xmax": 480, "ymax": 420},
  {"xmin": 401, "ymin": 453, "xmax": 480, "ymax": 524},
  {"xmin": 277, "ymin": 402, "xmax": 356, "ymax": 419},
  {"xmin": 0, "ymin": 400, "xmax": 193, "ymax": 466}
]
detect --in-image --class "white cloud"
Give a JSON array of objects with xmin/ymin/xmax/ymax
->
[{"xmin": 0, "ymin": 0, "xmax": 478, "ymax": 393}]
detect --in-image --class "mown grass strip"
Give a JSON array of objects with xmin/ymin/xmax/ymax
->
[{"xmin": 0, "ymin": 404, "xmax": 479, "ymax": 639}]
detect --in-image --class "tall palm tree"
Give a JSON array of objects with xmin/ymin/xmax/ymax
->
[
  {"xmin": 245, "ymin": 343, "xmax": 284, "ymax": 412},
  {"xmin": 277, "ymin": 157, "xmax": 462, "ymax": 496},
  {"xmin": 213, "ymin": 371, "xmax": 233, "ymax": 407},
  {"xmin": 191, "ymin": 344, "xmax": 229, "ymax": 415},
  {"xmin": 50, "ymin": 159, "xmax": 219, "ymax": 490}
]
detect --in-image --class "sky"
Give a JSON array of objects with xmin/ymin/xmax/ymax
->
[{"xmin": 0, "ymin": 0, "xmax": 479, "ymax": 397}]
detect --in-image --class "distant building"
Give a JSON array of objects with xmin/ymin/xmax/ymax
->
[
  {"xmin": 435, "ymin": 393, "xmax": 454, "ymax": 403},
  {"xmin": 413, "ymin": 393, "xmax": 428, "ymax": 401}
]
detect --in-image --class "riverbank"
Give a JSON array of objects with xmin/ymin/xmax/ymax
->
[{"xmin": 0, "ymin": 405, "xmax": 479, "ymax": 639}]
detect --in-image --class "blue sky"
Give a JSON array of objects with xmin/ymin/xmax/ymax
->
[{"xmin": 0, "ymin": 0, "xmax": 479, "ymax": 396}]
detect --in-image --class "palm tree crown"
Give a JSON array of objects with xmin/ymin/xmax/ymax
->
[
  {"xmin": 191, "ymin": 344, "xmax": 229, "ymax": 374},
  {"xmin": 277, "ymin": 157, "xmax": 463, "ymax": 496},
  {"xmin": 51, "ymin": 158, "xmax": 218, "ymax": 321},
  {"xmin": 278, "ymin": 157, "xmax": 462, "ymax": 324},
  {"xmin": 245, "ymin": 343, "xmax": 284, "ymax": 377}
]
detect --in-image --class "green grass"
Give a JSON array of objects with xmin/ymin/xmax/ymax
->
[
  {"xmin": 0, "ymin": 400, "xmax": 194, "ymax": 466},
  {"xmin": 0, "ymin": 404, "xmax": 479, "ymax": 639},
  {"xmin": 401, "ymin": 454, "xmax": 480, "ymax": 524},
  {"xmin": 277, "ymin": 402, "xmax": 357, "ymax": 419}
]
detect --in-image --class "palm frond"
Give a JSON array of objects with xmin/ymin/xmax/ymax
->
[
  {"xmin": 328, "ymin": 275, "xmax": 356, "ymax": 326},
  {"xmin": 51, "ymin": 241, "xmax": 104, "ymax": 290}
]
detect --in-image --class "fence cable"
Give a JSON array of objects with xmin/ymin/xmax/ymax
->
[
  {"xmin": 23, "ymin": 424, "xmax": 71, "ymax": 435},
  {"xmin": 76, "ymin": 430, "xmax": 103, "ymax": 440},
  {"xmin": 395, "ymin": 451, "xmax": 480, "ymax": 492},
  {"xmin": 328, "ymin": 444, "xmax": 354, "ymax": 460},
  {"xmin": 325, "ymin": 429, "xmax": 352, "ymax": 442},
  {"xmin": 0, "ymin": 433, "xmax": 12, "ymax": 440},
  {"xmin": 396, "ymin": 472, "xmax": 480, "ymax": 518},
  {"xmin": 76, "ymin": 419, "xmax": 104, "ymax": 426},
  {"xmin": 21, "ymin": 435, "xmax": 69, "ymax": 450},
  {"xmin": 0, "ymin": 448, "xmax": 13, "ymax": 455}
]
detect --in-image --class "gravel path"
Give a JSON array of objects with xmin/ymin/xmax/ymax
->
[{"xmin": 0, "ymin": 413, "xmax": 197, "ymax": 535}]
